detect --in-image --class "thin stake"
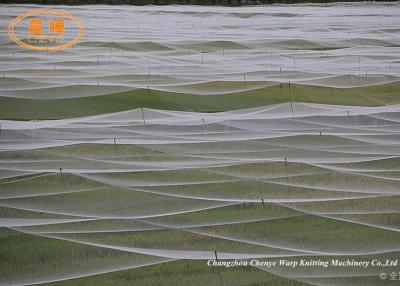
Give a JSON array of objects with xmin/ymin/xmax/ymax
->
[
  {"xmin": 320, "ymin": 116, "xmax": 323, "ymax": 135},
  {"xmin": 214, "ymin": 251, "xmax": 223, "ymax": 286},
  {"xmin": 284, "ymin": 157, "xmax": 289, "ymax": 192},
  {"xmin": 284, "ymin": 157, "xmax": 288, "ymax": 173},
  {"xmin": 148, "ymin": 71, "xmax": 151, "ymax": 94},
  {"xmin": 141, "ymin": 107, "xmax": 146, "ymax": 126},
  {"xmin": 202, "ymin": 118, "xmax": 207, "ymax": 133},
  {"xmin": 289, "ymin": 100, "xmax": 295, "ymax": 119}
]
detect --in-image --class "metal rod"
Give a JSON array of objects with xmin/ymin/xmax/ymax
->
[{"xmin": 141, "ymin": 107, "xmax": 146, "ymax": 126}]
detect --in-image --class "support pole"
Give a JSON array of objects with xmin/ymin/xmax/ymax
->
[
  {"xmin": 141, "ymin": 107, "xmax": 146, "ymax": 126},
  {"xmin": 202, "ymin": 118, "xmax": 207, "ymax": 133}
]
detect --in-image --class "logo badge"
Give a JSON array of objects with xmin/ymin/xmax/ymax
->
[{"xmin": 8, "ymin": 9, "xmax": 85, "ymax": 51}]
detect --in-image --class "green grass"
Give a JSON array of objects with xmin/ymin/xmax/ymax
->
[
  {"xmin": 179, "ymin": 40, "xmax": 249, "ymax": 52},
  {"xmin": 40, "ymin": 259, "xmax": 310, "ymax": 286},
  {"xmin": 51, "ymin": 227, "xmax": 282, "ymax": 254},
  {"xmin": 97, "ymin": 41, "xmax": 173, "ymax": 52},
  {"xmin": 0, "ymin": 186, "xmax": 224, "ymax": 218},
  {"xmin": 290, "ymin": 195, "xmax": 400, "ymax": 214},
  {"xmin": 143, "ymin": 202, "xmax": 300, "ymax": 227},
  {"xmin": 1, "ymin": 112, "xmax": 399, "ymax": 286},
  {"xmin": 200, "ymin": 215, "xmax": 400, "ymax": 253},
  {"xmin": 1, "ymin": 82, "xmax": 399, "ymax": 120},
  {"xmin": 0, "ymin": 173, "xmax": 102, "ymax": 199},
  {"xmin": 47, "ymin": 213, "xmax": 400, "ymax": 254},
  {"xmin": 0, "ymin": 229, "xmax": 162, "ymax": 286},
  {"xmin": 142, "ymin": 179, "xmax": 365, "ymax": 201}
]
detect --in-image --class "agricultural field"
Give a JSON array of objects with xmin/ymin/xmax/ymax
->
[{"xmin": 0, "ymin": 2, "xmax": 400, "ymax": 286}]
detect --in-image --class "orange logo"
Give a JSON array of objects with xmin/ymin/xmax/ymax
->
[{"xmin": 8, "ymin": 9, "xmax": 85, "ymax": 51}]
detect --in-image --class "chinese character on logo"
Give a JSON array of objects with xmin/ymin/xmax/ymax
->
[
  {"xmin": 49, "ymin": 19, "xmax": 64, "ymax": 34},
  {"xmin": 29, "ymin": 18, "xmax": 43, "ymax": 35}
]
